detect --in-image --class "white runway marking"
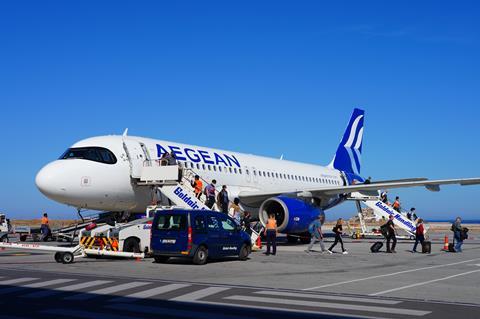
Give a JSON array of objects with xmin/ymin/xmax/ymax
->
[
  {"xmin": 369, "ymin": 269, "xmax": 480, "ymax": 296},
  {"xmin": 0, "ymin": 278, "xmax": 38, "ymax": 285},
  {"xmin": 65, "ymin": 282, "xmax": 151, "ymax": 300},
  {"xmin": 304, "ymin": 257, "xmax": 480, "ymax": 290},
  {"xmin": 21, "ymin": 278, "xmax": 76, "ymax": 288},
  {"xmin": 109, "ymin": 283, "xmax": 190, "ymax": 302},
  {"xmin": 170, "ymin": 286, "xmax": 230, "ymax": 302},
  {"xmin": 225, "ymin": 295, "xmax": 431, "ymax": 316},
  {"xmin": 254, "ymin": 291, "xmax": 401, "ymax": 305},
  {"xmin": 22, "ymin": 280, "xmax": 113, "ymax": 298}
]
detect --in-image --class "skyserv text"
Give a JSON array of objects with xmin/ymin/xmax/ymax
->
[
  {"xmin": 173, "ymin": 187, "xmax": 206, "ymax": 210},
  {"xmin": 156, "ymin": 144, "xmax": 241, "ymax": 168},
  {"xmin": 375, "ymin": 201, "xmax": 416, "ymax": 232}
]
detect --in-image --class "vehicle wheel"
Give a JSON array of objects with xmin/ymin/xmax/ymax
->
[
  {"xmin": 286, "ymin": 235, "xmax": 298, "ymax": 244},
  {"xmin": 352, "ymin": 233, "xmax": 358, "ymax": 239},
  {"xmin": 1, "ymin": 235, "xmax": 8, "ymax": 243},
  {"xmin": 20, "ymin": 235, "xmax": 27, "ymax": 242},
  {"xmin": 123, "ymin": 238, "xmax": 141, "ymax": 253},
  {"xmin": 54, "ymin": 252, "xmax": 63, "ymax": 263},
  {"xmin": 154, "ymin": 256, "xmax": 170, "ymax": 263},
  {"xmin": 410, "ymin": 235, "xmax": 415, "ymax": 240},
  {"xmin": 193, "ymin": 246, "xmax": 208, "ymax": 265},
  {"xmin": 238, "ymin": 244, "xmax": 250, "ymax": 260},
  {"xmin": 61, "ymin": 252, "xmax": 74, "ymax": 264}
]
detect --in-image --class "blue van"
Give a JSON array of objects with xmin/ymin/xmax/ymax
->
[{"xmin": 151, "ymin": 209, "xmax": 252, "ymax": 265}]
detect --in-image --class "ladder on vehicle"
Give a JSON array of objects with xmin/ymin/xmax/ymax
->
[
  {"xmin": 347, "ymin": 192, "xmax": 426, "ymax": 237},
  {"xmin": 136, "ymin": 162, "xmax": 213, "ymax": 210}
]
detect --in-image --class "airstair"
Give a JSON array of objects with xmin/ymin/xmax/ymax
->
[
  {"xmin": 137, "ymin": 161, "xmax": 211, "ymax": 210},
  {"xmin": 347, "ymin": 192, "xmax": 426, "ymax": 239}
]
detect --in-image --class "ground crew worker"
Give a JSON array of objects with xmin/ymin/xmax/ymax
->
[
  {"xmin": 411, "ymin": 218, "xmax": 425, "ymax": 253},
  {"xmin": 305, "ymin": 214, "xmax": 327, "ymax": 253},
  {"xmin": 264, "ymin": 214, "xmax": 277, "ymax": 255},
  {"xmin": 385, "ymin": 214, "xmax": 397, "ymax": 253},
  {"xmin": 204, "ymin": 180, "xmax": 217, "ymax": 209},
  {"xmin": 40, "ymin": 213, "xmax": 51, "ymax": 241},
  {"xmin": 191, "ymin": 175, "xmax": 203, "ymax": 199},
  {"xmin": 452, "ymin": 217, "xmax": 464, "ymax": 252},
  {"xmin": 328, "ymin": 218, "xmax": 348, "ymax": 254},
  {"xmin": 217, "ymin": 185, "xmax": 229, "ymax": 214},
  {"xmin": 393, "ymin": 196, "xmax": 401, "ymax": 212}
]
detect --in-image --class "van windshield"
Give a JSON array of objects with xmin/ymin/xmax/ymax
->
[{"xmin": 155, "ymin": 214, "xmax": 187, "ymax": 231}]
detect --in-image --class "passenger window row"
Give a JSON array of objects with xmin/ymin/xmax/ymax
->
[{"xmin": 178, "ymin": 161, "xmax": 341, "ymax": 186}]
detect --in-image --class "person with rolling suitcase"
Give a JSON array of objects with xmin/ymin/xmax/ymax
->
[
  {"xmin": 385, "ymin": 215, "xmax": 397, "ymax": 253},
  {"xmin": 411, "ymin": 218, "xmax": 426, "ymax": 253}
]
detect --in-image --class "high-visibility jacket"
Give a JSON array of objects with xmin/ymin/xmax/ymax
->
[
  {"xmin": 41, "ymin": 217, "xmax": 49, "ymax": 225},
  {"xmin": 393, "ymin": 201, "xmax": 400, "ymax": 209},
  {"xmin": 266, "ymin": 218, "xmax": 277, "ymax": 230},
  {"xmin": 193, "ymin": 180, "xmax": 203, "ymax": 194}
]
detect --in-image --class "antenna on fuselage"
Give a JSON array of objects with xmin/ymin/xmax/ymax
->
[
  {"xmin": 122, "ymin": 128, "xmax": 129, "ymax": 137},
  {"xmin": 280, "ymin": 154, "xmax": 284, "ymax": 160}
]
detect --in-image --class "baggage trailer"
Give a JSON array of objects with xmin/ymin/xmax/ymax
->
[{"xmin": 0, "ymin": 241, "xmax": 144, "ymax": 264}]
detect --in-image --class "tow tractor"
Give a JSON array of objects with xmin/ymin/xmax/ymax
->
[{"xmin": 0, "ymin": 214, "xmax": 11, "ymax": 242}]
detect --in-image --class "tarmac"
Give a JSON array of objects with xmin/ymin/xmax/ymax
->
[{"xmin": 0, "ymin": 233, "xmax": 478, "ymax": 319}]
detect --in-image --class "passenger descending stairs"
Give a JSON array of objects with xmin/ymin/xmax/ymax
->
[
  {"xmin": 137, "ymin": 163, "xmax": 211, "ymax": 210},
  {"xmin": 348, "ymin": 192, "xmax": 422, "ymax": 236}
]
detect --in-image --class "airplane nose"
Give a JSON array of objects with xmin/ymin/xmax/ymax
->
[{"xmin": 35, "ymin": 161, "xmax": 68, "ymax": 199}]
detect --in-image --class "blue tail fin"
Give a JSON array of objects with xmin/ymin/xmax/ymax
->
[{"xmin": 329, "ymin": 108, "xmax": 365, "ymax": 175}]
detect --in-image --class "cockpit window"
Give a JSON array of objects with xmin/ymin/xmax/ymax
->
[{"xmin": 59, "ymin": 147, "xmax": 117, "ymax": 164}]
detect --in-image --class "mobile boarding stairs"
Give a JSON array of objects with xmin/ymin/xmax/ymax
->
[{"xmin": 346, "ymin": 192, "xmax": 428, "ymax": 240}]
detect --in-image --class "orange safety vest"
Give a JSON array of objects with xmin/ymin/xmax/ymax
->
[
  {"xmin": 393, "ymin": 201, "xmax": 400, "ymax": 208},
  {"xmin": 266, "ymin": 218, "xmax": 277, "ymax": 230},
  {"xmin": 41, "ymin": 217, "xmax": 49, "ymax": 225},
  {"xmin": 194, "ymin": 180, "xmax": 203, "ymax": 194}
]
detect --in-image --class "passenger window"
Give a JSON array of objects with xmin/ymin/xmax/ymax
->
[
  {"xmin": 219, "ymin": 166, "xmax": 222, "ymax": 172},
  {"xmin": 202, "ymin": 164, "xmax": 206, "ymax": 170},
  {"xmin": 213, "ymin": 166, "xmax": 216, "ymax": 171},
  {"xmin": 194, "ymin": 216, "xmax": 206, "ymax": 232},
  {"xmin": 207, "ymin": 216, "xmax": 221, "ymax": 231},
  {"xmin": 239, "ymin": 169, "xmax": 242, "ymax": 174},
  {"xmin": 234, "ymin": 168, "xmax": 237, "ymax": 174},
  {"xmin": 208, "ymin": 165, "xmax": 211, "ymax": 171},
  {"xmin": 155, "ymin": 214, "xmax": 186, "ymax": 231},
  {"xmin": 229, "ymin": 167, "xmax": 232, "ymax": 173},
  {"xmin": 220, "ymin": 217, "xmax": 236, "ymax": 231},
  {"xmin": 196, "ymin": 163, "xmax": 200, "ymax": 170},
  {"xmin": 246, "ymin": 169, "xmax": 249, "ymax": 175},
  {"xmin": 253, "ymin": 170, "xmax": 257, "ymax": 176}
]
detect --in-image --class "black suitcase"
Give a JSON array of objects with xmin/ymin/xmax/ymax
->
[
  {"xmin": 448, "ymin": 243, "xmax": 456, "ymax": 252},
  {"xmin": 422, "ymin": 241, "xmax": 431, "ymax": 254},
  {"xmin": 370, "ymin": 241, "xmax": 383, "ymax": 253}
]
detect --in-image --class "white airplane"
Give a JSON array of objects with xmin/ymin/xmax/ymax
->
[{"xmin": 35, "ymin": 108, "xmax": 480, "ymax": 238}]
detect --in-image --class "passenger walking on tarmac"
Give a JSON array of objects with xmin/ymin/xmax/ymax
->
[
  {"xmin": 264, "ymin": 214, "xmax": 277, "ymax": 255},
  {"xmin": 411, "ymin": 218, "xmax": 425, "ymax": 253},
  {"xmin": 380, "ymin": 191, "xmax": 388, "ymax": 204},
  {"xmin": 452, "ymin": 217, "xmax": 465, "ymax": 252},
  {"xmin": 204, "ymin": 180, "xmax": 217, "ymax": 209},
  {"xmin": 229, "ymin": 198, "xmax": 242, "ymax": 224},
  {"xmin": 392, "ymin": 196, "xmax": 401, "ymax": 213},
  {"xmin": 217, "ymin": 185, "xmax": 229, "ymax": 214},
  {"xmin": 191, "ymin": 175, "xmax": 203, "ymax": 200},
  {"xmin": 40, "ymin": 213, "xmax": 51, "ymax": 241},
  {"xmin": 385, "ymin": 215, "xmax": 397, "ymax": 253},
  {"xmin": 305, "ymin": 214, "xmax": 327, "ymax": 253},
  {"xmin": 328, "ymin": 218, "xmax": 348, "ymax": 254}
]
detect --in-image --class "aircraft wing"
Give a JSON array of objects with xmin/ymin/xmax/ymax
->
[{"xmin": 238, "ymin": 177, "xmax": 480, "ymax": 206}]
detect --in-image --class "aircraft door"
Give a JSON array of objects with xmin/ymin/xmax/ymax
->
[{"xmin": 123, "ymin": 138, "xmax": 146, "ymax": 178}]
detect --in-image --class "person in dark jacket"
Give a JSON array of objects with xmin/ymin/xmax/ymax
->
[
  {"xmin": 385, "ymin": 215, "xmax": 397, "ymax": 253},
  {"xmin": 452, "ymin": 217, "xmax": 464, "ymax": 252},
  {"xmin": 217, "ymin": 185, "xmax": 229, "ymax": 214},
  {"xmin": 411, "ymin": 218, "xmax": 425, "ymax": 253},
  {"xmin": 328, "ymin": 218, "xmax": 348, "ymax": 254}
]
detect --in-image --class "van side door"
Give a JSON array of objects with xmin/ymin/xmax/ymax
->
[
  {"xmin": 218, "ymin": 215, "xmax": 241, "ymax": 256},
  {"xmin": 206, "ymin": 214, "xmax": 222, "ymax": 257}
]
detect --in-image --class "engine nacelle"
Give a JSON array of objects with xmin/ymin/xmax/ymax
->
[{"xmin": 259, "ymin": 196, "xmax": 324, "ymax": 233}]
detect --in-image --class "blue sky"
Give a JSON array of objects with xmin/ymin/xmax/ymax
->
[{"xmin": 0, "ymin": 1, "xmax": 479, "ymax": 220}]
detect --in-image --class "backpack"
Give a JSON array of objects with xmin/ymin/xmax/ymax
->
[{"xmin": 380, "ymin": 223, "xmax": 389, "ymax": 237}]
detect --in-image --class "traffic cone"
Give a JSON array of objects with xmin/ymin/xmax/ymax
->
[
  {"xmin": 256, "ymin": 235, "xmax": 262, "ymax": 249},
  {"xmin": 442, "ymin": 235, "xmax": 449, "ymax": 251}
]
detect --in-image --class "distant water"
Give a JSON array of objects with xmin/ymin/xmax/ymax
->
[{"xmin": 428, "ymin": 219, "xmax": 480, "ymax": 224}]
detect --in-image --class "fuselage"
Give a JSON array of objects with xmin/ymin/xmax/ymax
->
[{"xmin": 35, "ymin": 135, "xmax": 350, "ymax": 214}]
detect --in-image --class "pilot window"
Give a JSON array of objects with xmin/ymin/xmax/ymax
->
[{"xmin": 59, "ymin": 147, "xmax": 117, "ymax": 164}]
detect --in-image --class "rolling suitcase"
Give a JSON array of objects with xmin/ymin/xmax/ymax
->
[
  {"xmin": 370, "ymin": 241, "xmax": 383, "ymax": 253},
  {"xmin": 448, "ymin": 243, "xmax": 456, "ymax": 252},
  {"xmin": 422, "ymin": 241, "xmax": 431, "ymax": 254}
]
